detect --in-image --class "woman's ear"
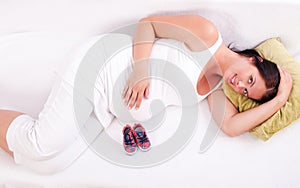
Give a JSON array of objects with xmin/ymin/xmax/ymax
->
[
  {"xmin": 256, "ymin": 56, "xmax": 263, "ymax": 62},
  {"xmin": 249, "ymin": 56, "xmax": 263, "ymax": 63}
]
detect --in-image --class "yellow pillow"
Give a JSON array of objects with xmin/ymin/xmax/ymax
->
[{"xmin": 222, "ymin": 38, "xmax": 300, "ymax": 141}]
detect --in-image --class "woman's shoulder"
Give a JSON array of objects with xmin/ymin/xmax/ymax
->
[
  {"xmin": 141, "ymin": 14, "xmax": 219, "ymax": 49},
  {"xmin": 179, "ymin": 14, "xmax": 219, "ymax": 49}
]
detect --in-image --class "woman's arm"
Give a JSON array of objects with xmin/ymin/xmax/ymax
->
[
  {"xmin": 123, "ymin": 14, "xmax": 219, "ymax": 109},
  {"xmin": 133, "ymin": 14, "xmax": 219, "ymax": 61},
  {"xmin": 208, "ymin": 66, "xmax": 293, "ymax": 137}
]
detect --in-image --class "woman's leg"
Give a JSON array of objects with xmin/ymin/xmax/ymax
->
[
  {"xmin": 1, "ymin": 78, "xmax": 87, "ymax": 173},
  {"xmin": 0, "ymin": 110, "xmax": 24, "ymax": 156}
]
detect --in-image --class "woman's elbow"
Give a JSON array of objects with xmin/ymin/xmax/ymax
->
[
  {"xmin": 221, "ymin": 123, "xmax": 242, "ymax": 137},
  {"xmin": 139, "ymin": 16, "xmax": 154, "ymax": 23}
]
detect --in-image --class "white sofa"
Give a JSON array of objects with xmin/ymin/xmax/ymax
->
[{"xmin": 0, "ymin": 1, "xmax": 300, "ymax": 187}]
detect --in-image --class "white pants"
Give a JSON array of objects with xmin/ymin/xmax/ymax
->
[{"xmin": 6, "ymin": 78, "xmax": 89, "ymax": 174}]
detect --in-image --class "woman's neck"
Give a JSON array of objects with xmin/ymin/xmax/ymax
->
[{"xmin": 214, "ymin": 44, "xmax": 241, "ymax": 76}]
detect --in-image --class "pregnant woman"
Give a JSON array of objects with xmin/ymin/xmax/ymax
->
[{"xmin": 0, "ymin": 14, "xmax": 292, "ymax": 172}]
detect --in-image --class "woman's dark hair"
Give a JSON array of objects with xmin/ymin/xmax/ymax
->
[{"xmin": 236, "ymin": 49, "xmax": 280, "ymax": 103}]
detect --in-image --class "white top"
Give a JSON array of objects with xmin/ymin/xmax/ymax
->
[{"xmin": 92, "ymin": 33, "xmax": 224, "ymax": 125}]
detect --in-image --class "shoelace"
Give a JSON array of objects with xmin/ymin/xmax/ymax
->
[
  {"xmin": 124, "ymin": 133, "xmax": 135, "ymax": 146},
  {"xmin": 136, "ymin": 132, "xmax": 149, "ymax": 144}
]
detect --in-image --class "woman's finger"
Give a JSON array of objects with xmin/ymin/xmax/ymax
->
[
  {"xmin": 281, "ymin": 67, "xmax": 292, "ymax": 81},
  {"xmin": 128, "ymin": 90, "xmax": 138, "ymax": 109},
  {"xmin": 278, "ymin": 65, "xmax": 284, "ymax": 73},
  {"xmin": 124, "ymin": 87, "xmax": 133, "ymax": 105},
  {"xmin": 122, "ymin": 84, "xmax": 129, "ymax": 98},
  {"xmin": 144, "ymin": 86, "xmax": 150, "ymax": 99},
  {"xmin": 135, "ymin": 92, "xmax": 143, "ymax": 109}
]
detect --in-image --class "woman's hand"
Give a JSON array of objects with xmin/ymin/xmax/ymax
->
[
  {"xmin": 276, "ymin": 65, "xmax": 293, "ymax": 104},
  {"xmin": 122, "ymin": 62, "xmax": 150, "ymax": 110}
]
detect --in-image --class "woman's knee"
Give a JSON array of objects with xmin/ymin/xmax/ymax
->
[{"xmin": 0, "ymin": 110, "xmax": 24, "ymax": 155}]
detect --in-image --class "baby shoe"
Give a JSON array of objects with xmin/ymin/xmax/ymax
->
[
  {"xmin": 122, "ymin": 125, "xmax": 137, "ymax": 155},
  {"xmin": 133, "ymin": 123, "xmax": 151, "ymax": 152}
]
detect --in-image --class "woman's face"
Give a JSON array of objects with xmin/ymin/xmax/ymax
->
[{"xmin": 223, "ymin": 58, "xmax": 267, "ymax": 100}]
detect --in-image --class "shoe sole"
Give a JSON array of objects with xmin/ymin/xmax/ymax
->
[
  {"xmin": 124, "ymin": 148, "xmax": 137, "ymax": 156},
  {"xmin": 138, "ymin": 146, "xmax": 151, "ymax": 152}
]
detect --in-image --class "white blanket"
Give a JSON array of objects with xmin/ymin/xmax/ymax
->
[
  {"xmin": 1, "ymin": 27, "xmax": 300, "ymax": 188},
  {"xmin": 1, "ymin": 1, "xmax": 300, "ymax": 187}
]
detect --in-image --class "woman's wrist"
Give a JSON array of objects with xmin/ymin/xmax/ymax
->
[{"xmin": 274, "ymin": 94, "xmax": 288, "ymax": 107}]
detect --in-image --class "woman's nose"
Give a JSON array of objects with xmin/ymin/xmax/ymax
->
[{"xmin": 236, "ymin": 80, "xmax": 246, "ymax": 88}]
